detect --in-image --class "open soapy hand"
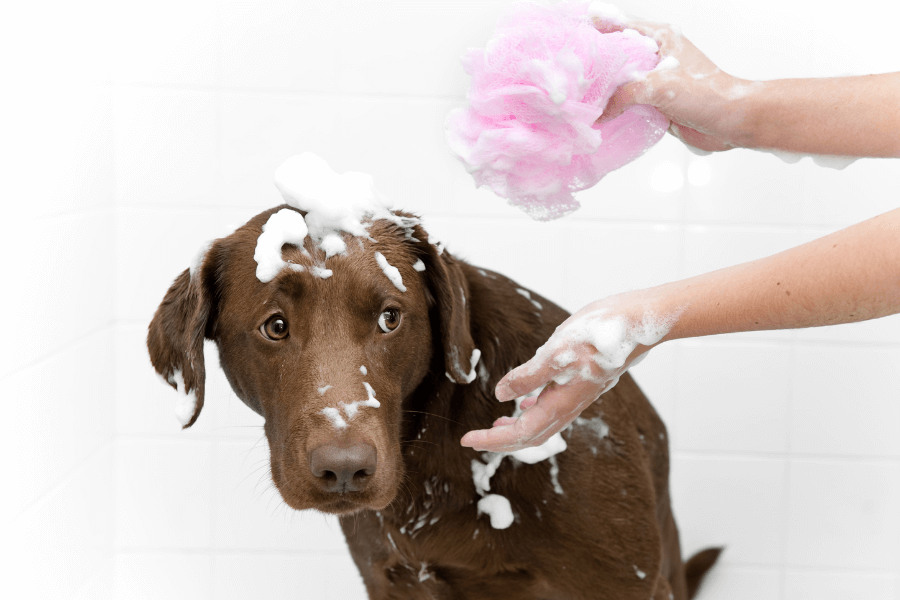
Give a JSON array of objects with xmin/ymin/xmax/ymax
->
[{"xmin": 460, "ymin": 296, "xmax": 673, "ymax": 453}]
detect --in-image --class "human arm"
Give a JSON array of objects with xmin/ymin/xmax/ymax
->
[
  {"xmin": 460, "ymin": 207, "xmax": 900, "ymax": 452},
  {"xmin": 597, "ymin": 20, "xmax": 900, "ymax": 158}
]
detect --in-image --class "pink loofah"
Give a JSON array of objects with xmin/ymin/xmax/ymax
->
[{"xmin": 445, "ymin": 1, "xmax": 670, "ymax": 220}]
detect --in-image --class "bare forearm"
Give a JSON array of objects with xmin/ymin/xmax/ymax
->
[
  {"xmin": 743, "ymin": 74, "xmax": 900, "ymax": 158},
  {"xmin": 653, "ymin": 207, "xmax": 900, "ymax": 343}
]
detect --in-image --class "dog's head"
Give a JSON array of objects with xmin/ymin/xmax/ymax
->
[{"xmin": 147, "ymin": 205, "xmax": 477, "ymax": 514}]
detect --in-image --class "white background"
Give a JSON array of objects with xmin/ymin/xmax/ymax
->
[{"xmin": 2, "ymin": 0, "xmax": 899, "ymax": 598}]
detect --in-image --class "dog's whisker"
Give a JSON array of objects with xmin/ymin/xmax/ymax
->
[{"xmin": 402, "ymin": 409, "xmax": 465, "ymax": 428}]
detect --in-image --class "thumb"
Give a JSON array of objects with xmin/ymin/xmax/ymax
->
[{"xmin": 597, "ymin": 81, "xmax": 645, "ymax": 124}]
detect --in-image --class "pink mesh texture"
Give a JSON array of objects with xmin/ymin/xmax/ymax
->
[{"xmin": 445, "ymin": 1, "xmax": 670, "ymax": 220}]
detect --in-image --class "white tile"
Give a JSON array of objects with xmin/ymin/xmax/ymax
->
[
  {"xmin": 335, "ymin": 0, "xmax": 510, "ymax": 96},
  {"xmin": 4, "ymin": 85, "xmax": 114, "ymax": 222},
  {"xmin": 1, "ymin": 327, "xmax": 115, "ymax": 522},
  {"xmin": 220, "ymin": 92, "xmax": 338, "ymax": 208},
  {"xmin": 115, "ymin": 552, "xmax": 213, "ymax": 600},
  {"xmin": 420, "ymin": 216, "xmax": 568, "ymax": 310},
  {"xmin": 559, "ymin": 222, "xmax": 681, "ymax": 314},
  {"xmin": 806, "ymin": 2, "xmax": 900, "ymax": 77},
  {"xmin": 685, "ymin": 149, "xmax": 803, "ymax": 225},
  {"xmin": 791, "ymin": 346, "xmax": 900, "ymax": 458},
  {"xmin": 204, "ymin": 341, "xmax": 265, "ymax": 438},
  {"xmin": 690, "ymin": 566, "xmax": 781, "ymax": 600},
  {"xmin": 115, "ymin": 206, "xmax": 259, "ymax": 323},
  {"xmin": 212, "ymin": 553, "xmax": 367, "ymax": 600},
  {"xmin": 683, "ymin": 0, "xmax": 815, "ymax": 80},
  {"xmin": 674, "ymin": 341, "xmax": 791, "ymax": 453},
  {"xmin": 115, "ymin": 439, "xmax": 214, "ymax": 549},
  {"xmin": 785, "ymin": 460, "xmax": 900, "ymax": 570},
  {"xmin": 213, "ymin": 442, "xmax": 350, "ymax": 551},
  {"xmin": 4, "ymin": 444, "xmax": 114, "ymax": 600},
  {"xmin": 795, "ymin": 313, "xmax": 900, "ymax": 345},
  {"xmin": 218, "ymin": 0, "xmax": 338, "ymax": 91},
  {"xmin": 683, "ymin": 225, "xmax": 803, "ymax": 279},
  {"xmin": 111, "ymin": 0, "xmax": 218, "ymax": 87},
  {"xmin": 334, "ymin": 98, "xmax": 460, "ymax": 218},
  {"xmin": 798, "ymin": 158, "xmax": 900, "ymax": 228},
  {"xmin": 114, "ymin": 88, "xmax": 219, "ymax": 206},
  {"xmin": 784, "ymin": 570, "xmax": 896, "ymax": 600},
  {"xmin": 0, "ymin": 210, "xmax": 114, "ymax": 379},
  {"xmin": 671, "ymin": 455, "xmax": 787, "ymax": 565}
]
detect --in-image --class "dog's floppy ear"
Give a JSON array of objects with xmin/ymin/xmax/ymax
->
[
  {"xmin": 147, "ymin": 241, "xmax": 220, "ymax": 428},
  {"xmin": 413, "ymin": 229, "xmax": 478, "ymax": 385}
]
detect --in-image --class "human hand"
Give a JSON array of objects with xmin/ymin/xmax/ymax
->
[
  {"xmin": 592, "ymin": 10, "xmax": 757, "ymax": 153},
  {"xmin": 460, "ymin": 296, "xmax": 676, "ymax": 452}
]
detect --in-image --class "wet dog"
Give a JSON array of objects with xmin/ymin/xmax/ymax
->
[{"xmin": 148, "ymin": 205, "xmax": 720, "ymax": 599}]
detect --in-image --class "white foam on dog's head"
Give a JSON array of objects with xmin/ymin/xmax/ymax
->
[{"xmin": 255, "ymin": 153, "xmax": 422, "ymax": 283}]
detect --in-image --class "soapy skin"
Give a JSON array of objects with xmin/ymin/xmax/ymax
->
[
  {"xmin": 462, "ymin": 208, "xmax": 900, "ymax": 452},
  {"xmin": 595, "ymin": 15, "xmax": 900, "ymax": 158}
]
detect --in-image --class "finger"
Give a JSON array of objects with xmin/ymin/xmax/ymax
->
[
  {"xmin": 494, "ymin": 357, "xmax": 555, "ymax": 402},
  {"xmin": 597, "ymin": 82, "xmax": 641, "ymax": 124},
  {"xmin": 669, "ymin": 122, "xmax": 731, "ymax": 152},
  {"xmin": 465, "ymin": 378, "xmax": 599, "ymax": 452},
  {"xmin": 492, "ymin": 416, "xmax": 517, "ymax": 427},
  {"xmin": 588, "ymin": 3, "xmax": 630, "ymax": 33}
]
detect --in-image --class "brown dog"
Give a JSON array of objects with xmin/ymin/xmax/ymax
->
[{"xmin": 148, "ymin": 205, "xmax": 720, "ymax": 599}]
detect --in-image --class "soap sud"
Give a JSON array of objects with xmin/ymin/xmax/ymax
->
[
  {"xmin": 587, "ymin": 1, "xmax": 628, "ymax": 27},
  {"xmin": 342, "ymin": 383, "xmax": 381, "ymax": 419},
  {"xmin": 322, "ymin": 407, "xmax": 347, "ymax": 429},
  {"xmin": 447, "ymin": 347, "xmax": 482, "ymax": 384},
  {"xmin": 360, "ymin": 365, "xmax": 367, "ymax": 375},
  {"xmin": 516, "ymin": 288, "xmax": 543, "ymax": 311},
  {"xmin": 766, "ymin": 149, "xmax": 858, "ymax": 170},
  {"xmin": 254, "ymin": 208, "xmax": 309, "ymax": 283},
  {"xmin": 471, "ymin": 389, "xmax": 568, "ymax": 528},
  {"xmin": 167, "ymin": 369, "xmax": 197, "ymax": 426},
  {"xmin": 310, "ymin": 266, "xmax": 333, "ymax": 279},
  {"xmin": 542, "ymin": 307, "xmax": 674, "ymax": 380},
  {"xmin": 317, "ymin": 384, "xmax": 333, "ymax": 396},
  {"xmin": 374, "ymin": 251, "xmax": 406, "ymax": 292},
  {"xmin": 445, "ymin": 1, "xmax": 669, "ymax": 221},
  {"xmin": 653, "ymin": 55, "xmax": 680, "ymax": 71},
  {"xmin": 254, "ymin": 153, "xmax": 421, "ymax": 283},
  {"xmin": 477, "ymin": 494, "xmax": 514, "ymax": 529},
  {"xmin": 189, "ymin": 239, "xmax": 214, "ymax": 278},
  {"xmin": 633, "ymin": 565, "xmax": 647, "ymax": 580},
  {"xmin": 413, "ymin": 259, "xmax": 426, "ymax": 272}
]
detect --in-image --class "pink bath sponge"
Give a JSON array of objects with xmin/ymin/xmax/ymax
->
[{"xmin": 445, "ymin": 1, "xmax": 670, "ymax": 220}]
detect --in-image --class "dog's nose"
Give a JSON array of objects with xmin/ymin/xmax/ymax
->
[{"xmin": 308, "ymin": 442, "xmax": 377, "ymax": 493}]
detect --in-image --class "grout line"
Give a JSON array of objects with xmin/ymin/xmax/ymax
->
[
  {"xmin": 672, "ymin": 449, "xmax": 900, "ymax": 464},
  {"xmin": 778, "ymin": 337, "xmax": 798, "ymax": 600},
  {"xmin": 0, "ymin": 320, "xmax": 116, "ymax": 384},
  {"xmin": 8, "ymin": 439, "xmax": 116, "ymax": 529}
]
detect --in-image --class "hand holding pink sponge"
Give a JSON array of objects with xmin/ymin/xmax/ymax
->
[{"xmin": 445, "ymin": 1, "xmax": 670, "ymax": 220}]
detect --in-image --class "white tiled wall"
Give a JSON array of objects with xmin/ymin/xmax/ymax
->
[{"xmin": 4, "ymin": 0, "xmax": 898, "ymax": 598}]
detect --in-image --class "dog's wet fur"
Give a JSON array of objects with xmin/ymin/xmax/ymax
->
[{"xmin": 148, "ymin": 205, "xmax": 720, "ymax": 599}]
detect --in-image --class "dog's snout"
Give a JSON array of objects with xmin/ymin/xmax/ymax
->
[{"xmin": 308, "ymin": 442, "xmax": 377, "ymax": 493}]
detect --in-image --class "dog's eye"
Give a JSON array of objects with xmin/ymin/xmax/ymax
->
[
  {"xmin": 378, "ymin": 309, "xmax": 401, "ymax": 333},
  {"xmin": 261, "ymin": 315, "xmax": 289, "ymax": 340}
]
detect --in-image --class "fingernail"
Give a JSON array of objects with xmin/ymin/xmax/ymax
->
[{"xmin": 495, "ymin": 380, "xmax": 516, "ymax": 402}]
